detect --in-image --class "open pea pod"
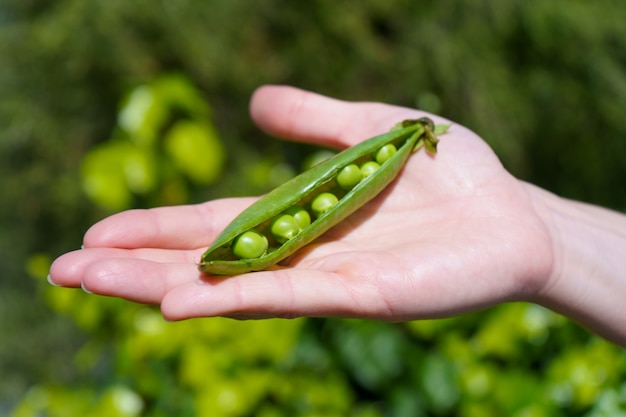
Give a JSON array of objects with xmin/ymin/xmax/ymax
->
[{"xmin": 199, "ymin": 118, "xmax": 446, "ymax": 275}]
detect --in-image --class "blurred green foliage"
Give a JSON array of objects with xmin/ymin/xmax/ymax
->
[
  {"xmin": 2, "ymin": 0, "xmax": 626, "ymax": 416},
  {"xmin": 81, "ymin": 74, "xmax": 226, "ymax": 210}
]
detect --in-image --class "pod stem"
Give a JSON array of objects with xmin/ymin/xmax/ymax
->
[{"xmin": 405, "ymin": 117, "xmax": 448, "ymax": 155}]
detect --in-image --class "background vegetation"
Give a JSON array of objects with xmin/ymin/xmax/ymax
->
[{"xmin": 1, "ymin": 1, "xmax": 625, "ymax": 416}]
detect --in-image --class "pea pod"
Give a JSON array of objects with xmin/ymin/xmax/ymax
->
[{"xmin": 199, "ymin": 118, "xmax": 446, "ymax": 275}]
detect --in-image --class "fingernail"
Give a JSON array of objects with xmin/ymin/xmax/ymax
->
[
  {"xmin": 47, "ymin": 274, "xmax": 62, "ymax": 287},
  {"xmin": 81, "ymin": 281, "xmax": 93, "ymax": 294}
]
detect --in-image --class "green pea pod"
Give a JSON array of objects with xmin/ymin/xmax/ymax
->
[{"xmin": 199, "ymin": 118, "xmax": 445, "ymax": 275}]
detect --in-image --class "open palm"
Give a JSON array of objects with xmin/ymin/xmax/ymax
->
[{"xmin": 49, "ymin": 85, "xmax": 554, "ymax": 321}]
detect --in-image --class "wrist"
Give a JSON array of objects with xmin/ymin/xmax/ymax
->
[{"xmin": 527, "ymin": 184, "xmax": 626, "ymax": 346}]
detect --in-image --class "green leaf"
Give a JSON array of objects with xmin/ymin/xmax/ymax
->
[
  {"xmin": 153, "ymin": 73, "xmax": 212, "ymax": 119},
  {"xmin": 118, "ymin": 85, "xmax": 167, "ymax": 147},
  {"xmin": 81, "ymin": 141, "xmax": 157, "ymax": 210},
  {"xmin": 163, "ymin": 120, "xmax": 225, "ymax": 185}
]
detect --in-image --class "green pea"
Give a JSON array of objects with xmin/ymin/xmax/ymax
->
[
  {"xmin": 374, "ymin": 143, "xmax": 397, "ymax": 164},
  {"xmin": 283, "ymin": 205, "xmax": 311, "ymax": 230},
  {"xmin": 270, "ymin": 214, "xmax": 300, "ymax": 244},
  {"xmin": 231, "ymin": 230, "xmax": 268, "ymax": 259},
  {"xmin": 360, "ymin": 161, "xmax": 381, "ymax": 178},
  {"xmin": 311, "ymin": 192, "xmax": 339, "ymax": 218},
  {"xmin": 336, "ymin": 163, "xmax": 363, "ymax": 190}
]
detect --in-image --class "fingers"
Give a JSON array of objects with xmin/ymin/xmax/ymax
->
[
  {"xmin": 49, "ymin": 248, "xmax": 390, "ymax": 318},
  {"xmin": 83, "ymin": 197, "xmax": 256, "ymax": 250},
  {"xmin": 48, "ymin": 246, "xmax": 202, "ymax": 288},
  {"xmin": 249, "ymin": 85, "xmax": 445, "ymax": 149}
]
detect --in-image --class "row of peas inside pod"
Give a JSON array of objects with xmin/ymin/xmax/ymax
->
[{"xmin": 230, "ymin": 143, "xmax": 398, "ymax": 260}]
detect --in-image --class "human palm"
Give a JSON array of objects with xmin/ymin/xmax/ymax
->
[{"xmin": 49, "ymin": 86, "xmax": 554, "ymax": 321}]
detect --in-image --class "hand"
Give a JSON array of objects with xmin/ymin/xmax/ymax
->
[{"xmin": 49, "ymin": 85, "xmax": 555, "ymax": 322}]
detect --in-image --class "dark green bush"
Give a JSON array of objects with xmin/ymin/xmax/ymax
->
[{"xmin": 2, "ymin": 1, "xmax": 625, "ymax": 415}]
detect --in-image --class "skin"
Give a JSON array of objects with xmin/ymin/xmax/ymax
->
[{"xmin": 48, "ymin": 85, "xmax": 626, "ymax": 347}]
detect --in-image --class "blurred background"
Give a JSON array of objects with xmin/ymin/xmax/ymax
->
[{"xmin": 2, "ymin": 1, "xmax": 626, "ymax": 416}]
